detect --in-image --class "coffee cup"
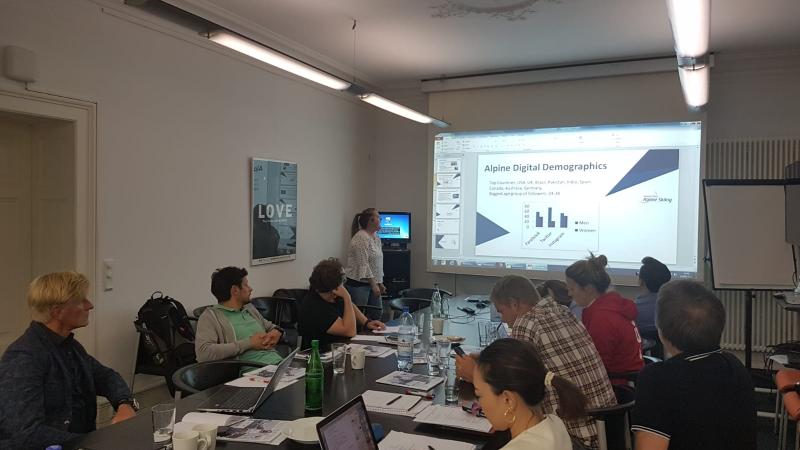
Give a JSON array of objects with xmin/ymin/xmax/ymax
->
[
  {"xmin": 173, "ymin": 430, "xmax": 209, "ymax": 450},
  {"xmin": 351, "ymin": 347, "xmax": 366, "ymax": 370},
  {"xmin": 192, "ymin": 423, "xmax": 218, "ymax": 450}
]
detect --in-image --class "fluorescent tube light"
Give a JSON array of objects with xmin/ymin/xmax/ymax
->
[
  {"xmin": 360, "ymin": 93, "xmax": 449, "ymax": 127},
  {"xmin": 666, "ymin": 0, "xmax": 710, "ymax": 57},
  {"xmin": 209, "ymin": 31, "xmax": 351, "ymax": 91},
  {"xmin": 678, "ymin": 65, "xmax": 709, "ymax": 109}
]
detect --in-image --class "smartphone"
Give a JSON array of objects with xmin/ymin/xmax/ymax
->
[{"xmin": 452, "ymin": 343, "xmax": 466, "ymax": 357}]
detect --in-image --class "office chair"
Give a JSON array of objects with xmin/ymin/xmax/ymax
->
[
  {"xmin": 388, "ymin": 297, "xmax": 432, "ymax": 313},
  {"xmin": 587, "ymin": 384, "xmax": 636, "ymax": 450},
  {"xmin": 171, "ymin": 360, "xmax": 265, "ymax": 399}
]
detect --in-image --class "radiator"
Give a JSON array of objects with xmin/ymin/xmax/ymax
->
[{"xmin": 706, "ymin": 138, "xmax": 800, "ymax": 351}]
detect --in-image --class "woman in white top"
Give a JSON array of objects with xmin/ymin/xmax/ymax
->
[
  {"xmin": 344, "ymin": 208, "xmax": 385, "ymax": 320},
  {"xmin": 474, "ymin": 338, "xmax": 588, "ymax": 450}
]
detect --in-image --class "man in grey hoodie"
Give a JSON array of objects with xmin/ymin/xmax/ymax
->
[{"xmin": 195, "ymin": 267, "xmax": 284, "ymax": 364}]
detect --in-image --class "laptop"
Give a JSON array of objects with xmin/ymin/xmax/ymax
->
[
  {"xmin": 196, "ymin": 348, "xmax": 298, "ymax": 414},
  {"xmin": 317, "ymin": 396, "xmax": 378, "ymax": 450}
]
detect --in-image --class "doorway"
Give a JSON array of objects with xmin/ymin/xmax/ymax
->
[{"xmin": 0, "ymin": 90, "xmax": 96, "ymax": 354}]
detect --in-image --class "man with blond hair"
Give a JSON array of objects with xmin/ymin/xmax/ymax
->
[{"xmin": 0, "ymin": 272, "xmax": 135, "ymax": 450}]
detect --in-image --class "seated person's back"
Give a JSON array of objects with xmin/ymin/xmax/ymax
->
[
  {"xmin": 298, "ymin": 258, "xmax": 385, "ymax": 351},
  {"xmin": 566, "ymin": 254, "xmax": 644, "ymax": 378},
  {"xmin": 195, "ymin": 266, "xmax": 283, "ymax": 365},
  {"xmin": 634, "ymin": 256, "xmax": 671, "ymax": 334},
  {"xmin": 631, "ymin": 280, "xmax": 756, "ymax": 450}
]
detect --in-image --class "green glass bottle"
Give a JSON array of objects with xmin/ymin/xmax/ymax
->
[{"xmin": 305, "ymin": 339, "xmax": 324, "ymax": 411}]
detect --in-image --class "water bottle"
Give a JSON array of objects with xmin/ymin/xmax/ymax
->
[
  {"xmin": 431, "ymin": 284, "xmax": 443, "ymax": 319},
  {"xmin": 397, "ymin": 307, "xmax": 415, "ymax": 372},
  {"xmin": 305, "ymin": 340, "xmax": 323, "ymax": 411}
]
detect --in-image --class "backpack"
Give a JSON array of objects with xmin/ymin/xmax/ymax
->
[{"xmin": 133, "ymin": 291, "xmax": 196, "ymax": 367}]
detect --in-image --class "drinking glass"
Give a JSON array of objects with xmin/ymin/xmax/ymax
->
[
  {"xmin": 478, "ymin": 320, "xmax": 496, "ymax": 347},
  {"xmin": 426, "ymin": 343, "xmax": 440, "ymax": 376},
  {"xmin": 436, "ymin": 339, "xmax": 451, "ymax": 371},
  {"xmin": 152, "ymin": 403, "xmax": 176, "ymax": 444},
  {"xmin": 331, "ymin": 343, "xmax": 347, "ymax": 374},
  {"xmin": 445, "ymin": 364, "xmax": 460, "ymax": 404}
]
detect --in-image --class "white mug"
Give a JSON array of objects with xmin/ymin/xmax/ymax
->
[
  {"xmin": 192, "ymin": 423, "xmax": 218, "ymax": 450},
  {"xmin": 173, "ymin": 430, "xmax": 209, "ymax": 450},
  {"xmin": 351, "ymin": 347, "xmax": 366, "ymax": 370}
]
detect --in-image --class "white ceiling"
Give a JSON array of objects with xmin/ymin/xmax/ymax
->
[{"xmin": 175, "ymin": 0, "xmax": 800, "ymax": 88}]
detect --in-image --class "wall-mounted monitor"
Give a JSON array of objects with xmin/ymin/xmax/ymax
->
[{"xmin": 377, "ymin": 212, "xmax": 411, "ymax": 242}]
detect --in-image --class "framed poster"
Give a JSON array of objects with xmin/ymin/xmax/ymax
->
[{"xmin": 251, "ymin": 158, "xmax": 297, "ymax": 265}]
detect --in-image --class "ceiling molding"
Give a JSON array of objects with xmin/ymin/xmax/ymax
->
[{"xmin": 160, "ymin": 0, "xmax": 378, "ymax": 87}]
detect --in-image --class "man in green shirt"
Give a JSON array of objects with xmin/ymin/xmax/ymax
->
[{"xmin": 195, "ymin": 267, "xmax": 284, "ymax": 365}]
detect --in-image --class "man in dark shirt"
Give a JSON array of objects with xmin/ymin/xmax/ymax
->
[
  {"xmin": 299, "ymin": 258, "xmax": 385, "ymax": 351},
  {"xmin": 631, "ymin": 280, "xmax": 756, "ymax": 450},
  {"xmin": 0, "ymin": 272, "xmax": 136, "ymax": 450}
]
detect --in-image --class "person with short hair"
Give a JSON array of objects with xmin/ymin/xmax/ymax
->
[
  {"xmin": 631, "ymin": 280, "xmax": 756, "ymax": 450},
  {"xmin": 538, "ymin": 279, "xmax": 583, "ymax": 320},
  {"xmin": 195, "ymin": 266, "xmax": 284, "ymax": 364},
  {"xmin": 474, "ymin": 338, "xmax": 587, "ymax": 450},
  {"xmin": 344, "ymin": 208, "xmax": 385, "ymax": 320},
  {"xmin": 456, "ymin": 275, "xmax": 615, "ymax": 449},
  {"xmin": 635, "ymin": 256, "xmax": 671, "ymax": 334},
  {"xmin": 565, "ymin": 254, "xmax": 643, "ymax": 379},
  {"xmin": 299, "ymin": 258, "xmax": 385, "ymax": 351},
  {"xmin": 0, "ymin": 272, "xmax": 135, "ymax": 450}
]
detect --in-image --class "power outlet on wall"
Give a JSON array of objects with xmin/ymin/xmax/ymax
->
[{"xmin": 103, "ymin": 259, "xmax": 114, "ymax": 291}]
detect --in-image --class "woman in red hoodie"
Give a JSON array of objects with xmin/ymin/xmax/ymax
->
[{"xmin": 565, "ymin": 254, "xmax": 644, "ymax": 382}]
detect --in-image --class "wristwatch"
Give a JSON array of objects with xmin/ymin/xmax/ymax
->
[{"xmin": 118, "ymin": 397, "xmax": 140, "ymax": 411}]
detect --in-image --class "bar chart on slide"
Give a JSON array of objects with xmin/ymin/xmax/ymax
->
[{"xmin": 522, "ymin": 203, "xmax": 599, "ymax": 251}]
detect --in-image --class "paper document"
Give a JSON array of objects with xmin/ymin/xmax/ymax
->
[
  {"xmin": 362, "ymin": 390, "xmax": 422, "ymax": 411},
  {"xmin": 349, "ymin": 343, "xmax": 394, "ymax": 358},
  {"xmin": 378, "ymin": 431, "xmax": 476, "ymax": 450},
  {"xmin": 413, "ymin": 405, "xmax": 492, "ymax": 433},
  {"xmin": 372, "ymin": 326, "xmax": 400, "ymax": 334},
  {"xmin": 178, "ymin": 412, "xmax": 288, "ymax": 445},
  {"xmin": 376, "ymin": 371, "xmax": 443, "ymax": 391},
  {"xmin": 295, "ymin": 350, "xmax": 333, "ymax": 362},
  {"xmin": 244, "ymin": 365, "xmax": 305, "ymax": 382},
  {"xmin": 351, "ymin": 335, "xmax": 388, "ymax": 344},
  {"xmin": 224, "ymin": 377, "xmax": 298, "ymax": 391}
]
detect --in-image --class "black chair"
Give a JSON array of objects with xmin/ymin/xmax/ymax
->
[
  {"xmin": 193, "ymin": 305, "xmax": 212, "ymax": 319},
  {"xmin": 588, "ymin": 384, "xmax": 636, "ymax": 450},
  {"xmin": 251, "ymin": 295, "xmax": 302, "ymax": 347},
  {"xmin": 171, "ymin": 360, "xmax": 265, "ymax": 399},
  {"xmin": 398, "ymin": 288, "xmax": 453, "ymax": 300},
  {"xmin": 607, "ymin": 355, "xmax": 661, "ymax": 386},
  {"xmin": 389, "ymin": 297, "xmax": 432, "ymax": 313}
]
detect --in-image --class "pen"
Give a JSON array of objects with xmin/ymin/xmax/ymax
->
[
  {"xmin": 386, "ymin": 394, "xmax": 403, "ymax": 405},
  {"xmin": 405, "ymin": 389, "xmax": 434, "ymax": 400}
]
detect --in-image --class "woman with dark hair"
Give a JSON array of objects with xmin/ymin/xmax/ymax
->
[
  {"xmin": 299, "ymin": 258, "xmax": 385, "ymax": 351},
  {"xmin": 565, "ymin": 254, "xmax": 643, "ymax": 380},
  {"xmin": 474, "ymin": 338, "xmax": 587, "ymax": 449},
  {"xmin": 344, "ymin": 208, "xmax": 385, "ymax": 320}
]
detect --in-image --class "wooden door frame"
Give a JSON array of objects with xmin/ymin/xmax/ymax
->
[{"xmin": 0, "ymin": 89, "xmax": 97, "ymax": 354}]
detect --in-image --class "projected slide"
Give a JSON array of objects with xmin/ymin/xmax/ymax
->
[
  {"xmin": 430, "ymin": 122, "xmax": 702, "ymax": 282},
  {"xmin": 475, "ymin": 149, "xmax": 679, "ymax": 263}
]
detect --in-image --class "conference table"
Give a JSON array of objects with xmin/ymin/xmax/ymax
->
[{"xmin": 72, "ymin": 296, "xmax": 508, "ymax": 450}]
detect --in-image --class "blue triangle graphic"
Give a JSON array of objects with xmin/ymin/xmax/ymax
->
[
  {"xmin": 475, "ymin": 212, "xmax": 510, "ymax": 246},
  {"xmin": 607, "ymin": 149, "xmax": 679, "ymax": 196}
]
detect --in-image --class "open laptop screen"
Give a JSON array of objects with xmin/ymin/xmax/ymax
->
[{"xmin": 317, "ymin": 396, "xmax": 377, "ymax": 450}]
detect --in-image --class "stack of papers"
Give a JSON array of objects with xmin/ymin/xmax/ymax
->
[
  {"xmin": 378, "ymin": 431, "xmax": 476, "ymax": 450},
  {"xmin": 361, "ymin": 390, "xmax": 431, "ymax": 417},
  {"xmin": 372, "ymin": 326, "xmax": 400, "ymax": 334},
  {"xmin": 294, "ymin": 350, "xmax": 333, "ymax": 362},
  {"xmin": 177, "ymin": 412, "xmax": 288, "ymax": 445},
  {"xmin": 225, "ymin": 365, "xmax": 306, "ymax": 389},
  {"xmin": 376, "ymin": 371, "xmax": 443, "ymax": 391},
  {"xmin": 413, "ymin": 405, "xmax": 492, "ymax": 433}
]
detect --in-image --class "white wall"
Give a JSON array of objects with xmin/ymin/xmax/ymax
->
[
  {"xmin": 0, "ymin": 0, "xmax": 379, "ymax": 381},
  {"xmin": 375, "ymin": 50, "xmax": 800, "ymax": 298}
]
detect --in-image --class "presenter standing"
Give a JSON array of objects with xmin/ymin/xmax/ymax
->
[{"xmin": 344, "ymin": 208, "xmax": 385, "ymax": 320}]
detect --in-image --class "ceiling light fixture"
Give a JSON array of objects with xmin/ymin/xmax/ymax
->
[
  {"xmin": 359, "ymin": 93, "xmax": 450, "ymax": 127},
  {"xmin": 666, "ymin": 0, "xmax": 711, "ymax": 110},
  {"xmin": 208, "ymin": 31, "xmax": 352, "ymax": 91}
]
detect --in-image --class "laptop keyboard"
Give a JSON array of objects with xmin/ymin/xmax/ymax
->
[{"xmin": 202, "ymin": 386, "xmax": 264, "ymax": 411}]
